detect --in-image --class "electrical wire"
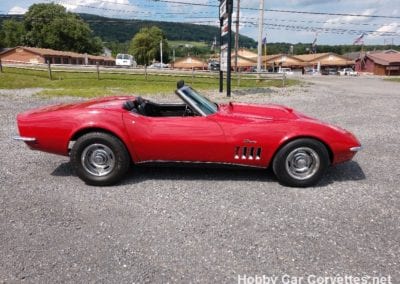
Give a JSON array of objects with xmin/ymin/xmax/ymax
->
[{"xmin": 1, "ymin": 0, "xmax": 398, "ymax": 39}]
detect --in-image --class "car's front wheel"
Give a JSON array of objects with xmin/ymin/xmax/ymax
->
[
  {"xmin": 70, "ymin": 132, "xmax": 130, "ymax": 186},
  {"xmin": 272, "ymin": 138, "xmax": 330, "ymax": 187}
]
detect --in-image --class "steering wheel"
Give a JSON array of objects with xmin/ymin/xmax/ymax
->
[{"xmin": 183, "ymin": 105, "xmax": 193, "ymax": 116}]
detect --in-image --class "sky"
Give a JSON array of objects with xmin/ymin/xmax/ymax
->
[{"xmin": 1, "ymin": 0, "xmax": 400, "ymax": 45}]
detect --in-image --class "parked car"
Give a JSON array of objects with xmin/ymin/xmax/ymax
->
[
  {"xmin": 208, "ymin": 61, "xmax": 220, "ymax": 71},
  {"xmin": 321, "ymin": 68, "xmax": 338, "ymax": 75},
  {"xmin": 14, "ymin": 81, "xmax": 361, "ymax": 187},
  {"xmin": 338, "ymin": 68, "xmax": 358, "ymax": 76},
  {"xmin": 304, "ymin": 68, "xmax": 320, "ymax": 76},
  {"xmin": 278, "ymin": 67, "xmax": 294, "ymax": 75},
  {"xmin": 115, "ymin": 53, "xmax": 137, "ymax": 68},
  {"xmin": 149, "ymin": 63, "xmax": 169, "ymax": 69}
]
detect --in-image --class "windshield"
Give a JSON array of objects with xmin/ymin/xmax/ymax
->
[
  {"xmin": 180, "ymin": 87, "xmax": 218, "ymax": 115},
  {"xmin": 117, "ymin": 54, "xmax": 131, "ymax": 60}
]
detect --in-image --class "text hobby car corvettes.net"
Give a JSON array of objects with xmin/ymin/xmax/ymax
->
[{"xmin": 14, "ymin": 81, "xmax": 362, "ymax": 187}]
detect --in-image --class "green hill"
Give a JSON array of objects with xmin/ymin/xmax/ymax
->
[
  {"xmin": 0, "ymin": 13, "xmax": 257, "ymax": 49},
  {"xmin": 79, "ymin": 14, "xmax": 257, "ymax": 48}
]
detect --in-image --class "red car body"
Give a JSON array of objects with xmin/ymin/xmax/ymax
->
[{"xmin": 15, "ymin": 84, "xmax": 361, "ymax": 187}]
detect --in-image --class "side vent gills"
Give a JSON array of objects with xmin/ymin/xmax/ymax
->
[
  {"xmin": 249, "ymin": 147, "xmax": 254, "ymax": 160},
  {"xmin": 234, "ymin": 147, "xmax": 240, "ymax": 159},
  {"xmin": 242, "ymin": 147, "xmax": 247, "ymax": 159},
  {"xmin": 256, "ymin": 148, "xmax": 262, "ymax": 160},
  {"xmin": 234, "ymin": 146, "xmax": 262, "ymax": 160}
]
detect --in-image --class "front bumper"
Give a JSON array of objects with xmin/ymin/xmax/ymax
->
[
  {"xmin": 12, "ymin": 136, "xmax": 37, "ymax": 142},
  {"xmin": 350, "ymin": 145, "xmax": 363, "ymax": 152}
]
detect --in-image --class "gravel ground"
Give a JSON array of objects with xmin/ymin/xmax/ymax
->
[{"xmin": 0, "ymin": 76, "xmax": 399, "ymax": 283}]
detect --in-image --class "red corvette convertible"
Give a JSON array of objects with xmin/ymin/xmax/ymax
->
[{"xmin": 14, "ymin": 81, "xmax": 361, "ymax": 187}]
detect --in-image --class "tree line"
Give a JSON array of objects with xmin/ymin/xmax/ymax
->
[
  {"xmin": 1, "ymin": 3, "xmax": 398, "ymax": 64},
  {"xmin": 0, "ymin": 3, "xmax": 102, "ymax": 54}
]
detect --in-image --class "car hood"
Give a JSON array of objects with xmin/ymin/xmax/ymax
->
[
  {"xmin": 20, "ymin": 96, "xmax": 132, "ymax": 116},
  {"xmin": 219, "ymin": 102, "xmax": 299, "ymax": 120}
]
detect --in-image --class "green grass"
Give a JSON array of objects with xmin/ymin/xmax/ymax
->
[
  {"xmin": 169, "ymin": 40, "xmax": 208, "ymax": 48},
  {"xmin": 0, "ymin": 67, "xmax": 299, "ymax": 98},
  {"xmin": 385, "ymin": 78, "xmax": 400, "ymax": 83}
]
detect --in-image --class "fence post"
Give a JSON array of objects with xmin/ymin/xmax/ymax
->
[
  {"xmin": 96, "ymin": 62, "xmax": 100, "ymax": 80},
  {"xmin": 191, "ymin": 67, "xmax": 194, "ymax": 85},
  {"xmin": 237, "ymin": 68, "xmax": 241, "ymax": 87},
  {"xmin": 144, "ymin": 64, "xmax": 147, "ymax": 80},
  {"xmin": 47, "ymin": 60, "xmax": 52, "ymax": 80},
  {"xmin": 281, "ymin": 73, "xmax": 286, "ymax": 87},
  {"xmin": 0, "ymin": 59, "xmax": 3, "ymax": 73}
]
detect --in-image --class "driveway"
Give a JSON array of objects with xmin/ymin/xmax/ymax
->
[{"xmin": 0, "ymin": 76, "xmax": 399, "ymax": 283}]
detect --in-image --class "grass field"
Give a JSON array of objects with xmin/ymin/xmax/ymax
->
[
  {"xmin": 385, "ymin": 78, "xmax": 400, "ymax": 83},
  {"xmin": 168, "ymin": 40, "xmax": 209, "ymax": 48},
  {"xmin": 0, "ymin": 67, "xmax": 298, "ymax": 98}
]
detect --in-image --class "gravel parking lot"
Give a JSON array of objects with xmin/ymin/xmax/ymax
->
[{"xmin": 1, "ymin": 76, "xmax": 399, "ymax": 283}]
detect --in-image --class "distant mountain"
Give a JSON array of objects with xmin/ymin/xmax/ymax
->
[
  {"xmin": 0, "ymin": 13, "xmax": 257, "ymax": 48},
  {"xmin": 79, "ymin": 14, "xmax": 257, "ymax": 48}
]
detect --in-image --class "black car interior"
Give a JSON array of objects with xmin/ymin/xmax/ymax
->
[{"xmin": 123, "ymin": 96, "xmax": 196, "ymax": 117}]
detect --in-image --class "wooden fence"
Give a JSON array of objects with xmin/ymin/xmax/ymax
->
[{"xmin": 0, "ymin": 59, "xmax": 287, "ymax": 87}]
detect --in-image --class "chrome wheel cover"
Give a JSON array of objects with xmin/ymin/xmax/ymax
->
[
  {"xmin": 285, "ymin": 147, "xmax": 320, "ymax": 180},
  {"xmin": 81, "ymin": 144, "xmax": 115, "ymax": 176}
]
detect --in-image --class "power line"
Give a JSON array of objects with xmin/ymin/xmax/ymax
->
[
  {"xmin": 145, "ymin": 0, "xmax": 400, "ymax": 19},
  {"xmin": 34, "ymin": 0, "xmax": 400, "ymax": 20},
  {"xmin": 6, "ymin": 0, "xmax": 398, "ymax": 23},
  {"xmin": 2, "ymin": 13, "xmax": 397, "ymax": 38},
  {"xmin": 190, "ymin": 20, "xmax": 400, "ymax": 37}
]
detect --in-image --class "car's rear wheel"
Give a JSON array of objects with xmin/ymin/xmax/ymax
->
[
  {"xmin": 272, "ymin": 138, "xmax": 330, "ymax": 187},
  {"xmin": 70, "ymin": 132, "xmax": 130, "ymax": 186}
]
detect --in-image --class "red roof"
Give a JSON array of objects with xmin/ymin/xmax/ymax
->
[
  {"xmin": 366, "ymin": 53, "xmax": 400, "ymax": 65},
  {"xmin": 2, "ymin": 46, "xmax": 114, "ymax": 61}
]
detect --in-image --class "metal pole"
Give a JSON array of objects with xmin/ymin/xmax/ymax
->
[
  {"xmin": 160, "ymin": 40, "xmax": 163, "ymax": 69},
  {"xmin": 0, "ymin": 59, "xmax": 3, "ymax": 73},
  {"xmin": 257, "ymin": 0, "xmax": 265, "ymax": 73},
  {"xmin": 227, "ymin": 0, "xmax": 233, "ymax": 97},
  {"xmin": 47, "ymin": 61, "xmax": 52, "ymax": 80},
  {"xmin": 96, "ymin": 62, "xmax": 100, "ymax": 80},
  {"xmin": 234, "ymin": 0, "xmax": 240, "ymax": 72},
  {"xmin": 219, "ymin": 17, "xmax": 223, "ymax": 93},
  {"xmin": 264, "ymin": 38, "xmax": 267, "ymax": 70}
]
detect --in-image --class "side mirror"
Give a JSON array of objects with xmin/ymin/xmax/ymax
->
[{"xmin": 177, "ymin": 80, "xmax": 185, "ymax": 89}]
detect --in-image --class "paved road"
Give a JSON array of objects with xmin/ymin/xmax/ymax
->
[{"xmin": 0, "ymin": 77, "xmax": 399, "ymax": 283}]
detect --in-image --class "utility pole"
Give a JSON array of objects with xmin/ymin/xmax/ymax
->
[
  {"xmin": 219, "ymin": 0, "xmax": 233, "ymax": 97},
  {"xmin": 234, "ymin": 0, "xmax": 240, "ymax": 72},
  {"xmin": 227, "ymin": 0, "xmax": 233, "ymax": 97},
  {"xmin": 160, "ymin": 40, "xmax": 163, "ymax": 68},
  {"xmin": 257, "ymin": 0, "xmax": 265, "ymax": 73}
]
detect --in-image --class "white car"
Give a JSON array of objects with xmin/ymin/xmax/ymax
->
[
  {"xmin": 278, "ymin": 68, "xmax": 294, "ymax": 75},
  {"xmin": 339, "ymin": 68, "xmax": 358, "ymax": 76},
  {"xmin": 149, "ymin": 63, "xmax": 169, "ymax": 69},
  {"xmin": 116, "ymin": 54, "xmax": 137, "ymax": 68}
]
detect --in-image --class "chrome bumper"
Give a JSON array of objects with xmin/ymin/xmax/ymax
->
[
  {"xmin": 350, "ymin": 145, "xmax": 363, "ymax": 152},
  {"xmin": 13, "ymin": 136, "xmax": 36, "ymax": 142}
]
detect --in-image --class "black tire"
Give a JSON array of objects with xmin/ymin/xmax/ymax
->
[
  {"xmin": 70, "ymin": 132, "xmax": 130, "ymax": 186},
  {"xmin": 272, "ymin": 138, "xmax": 330, "ymax": 187}
]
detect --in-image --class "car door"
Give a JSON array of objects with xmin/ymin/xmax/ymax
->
[{"xmin": 122, "ymin": 112, "xmax": 227, "ymax": 163}]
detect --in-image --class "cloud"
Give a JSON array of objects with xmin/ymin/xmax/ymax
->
[
  {"xmin": 58, "ymin": 0, "xmax": 139, "ymax": 17},
  {"xmin": 369, "ymin": 22, "xmax": 399, "ymax": 38},
  {"xmin": 8, "ymin": 6, "xmax": 27, "ymax": 15},
  {"xmin": 323, "ymin": 8, "xmax": 376, "ymax": 28},
  {"xmin": 288, "ymin": 0, "xmax": 338, "ymax": 6}
]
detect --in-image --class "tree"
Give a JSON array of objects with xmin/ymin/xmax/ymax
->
[
  {"xmin": 129, "ymin": 26, "xmax": 169, "ymax": 65},
  {"xmin": 23, "ymin": 3, "xmax": 102, "ymax": 54},
  {"xmin": 0, "ymin": 19, "xmax": 25, "ymax": 47}
]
